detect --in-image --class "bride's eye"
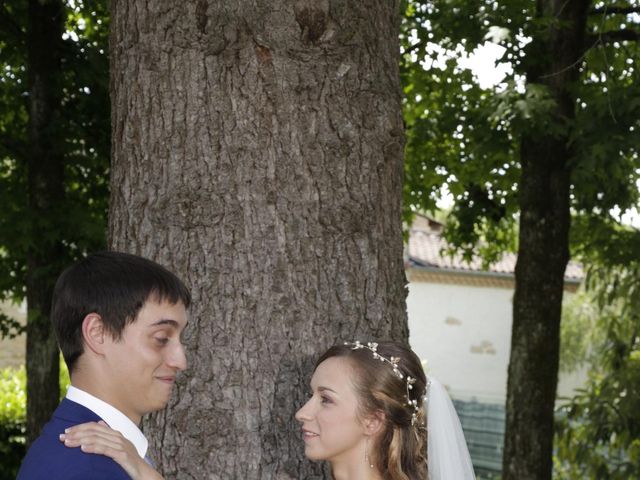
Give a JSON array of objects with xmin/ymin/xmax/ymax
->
[{"xmin": 320, "ymin": 395, "xmax": 333, "ymax": 405}]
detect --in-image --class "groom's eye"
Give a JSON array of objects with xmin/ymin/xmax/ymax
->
[{"xmin": 154, "ymin": 337, "xmax": 169, "ymax": 346}]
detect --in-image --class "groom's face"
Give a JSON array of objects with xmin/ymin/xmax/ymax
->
[{"xmin": 102, "ymin": 298, "xmax": 188, "ymax": 424}]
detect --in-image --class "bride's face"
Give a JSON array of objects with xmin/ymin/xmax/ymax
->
[{"xmin": 295, "ymin": 356, "xmax": 368, "ymax": 465}]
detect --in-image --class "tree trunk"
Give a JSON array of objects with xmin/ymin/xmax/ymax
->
[
  {"xmin": 503, "ymin": 1, "xmax": 589, "ymax": 478},
  {"xmin": 108, "ymin": 1, "xmax": 406, "ymax": 478},
  {"xmin": 25, "ymin": 0, "xmax": 65, "ymax": 445}
]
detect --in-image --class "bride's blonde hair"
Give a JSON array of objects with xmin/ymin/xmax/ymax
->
[{"xmin": 315, "ymin": 341, "xmax": 428, "ymax": 480}]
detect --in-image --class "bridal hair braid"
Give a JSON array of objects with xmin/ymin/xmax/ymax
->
[{"xmin": 316, "ymin": 341, "xmax": 428, "ymax": 480}]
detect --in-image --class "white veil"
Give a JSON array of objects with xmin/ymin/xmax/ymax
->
[{"xmin": 426, "ymin": 377, "xmax": 476, "ymax": 479}]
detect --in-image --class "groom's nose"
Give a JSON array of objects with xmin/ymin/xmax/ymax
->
[{"xmin": 167, "ymin": 342, "xmax": 187, "ymax": 371}]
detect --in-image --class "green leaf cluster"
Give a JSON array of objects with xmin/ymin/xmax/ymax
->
[
  {"xmin": 402, "ymin": 1, "xmax": 640, "ymax": 475},
  {"xmin": 0, "ymin": 365, "xmax": 26, "ymax": 424},
  {"xmin": 401, "ymin": 0, "xmax": 640, "ymax": 258},
  {"xmin": 555, "ymin": 259, "xmax": 640, "ymax": 479},
  {"xmin": 0, "ymin": 365, "xmax": 26, "ymax": 480},
  {"xmin": 0, "ymin": 360, "xmax": 69, "ymax": 480}
]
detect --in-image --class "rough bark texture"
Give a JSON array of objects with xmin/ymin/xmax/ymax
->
[
  {"xmin": 109, "ymin": 1, "xmax": 406, "ymax": 478},
  {"xmin": 503, "ymin": 1, "xmax": 590, "ymax": 478},
  {"xmin": 25, "ymin": 0, "xmax": 64, "ymax": 445}
]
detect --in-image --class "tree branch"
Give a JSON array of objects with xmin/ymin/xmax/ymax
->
[
  {"xmin": 590, "ymin": 6, "xmax": 640, "ymax": 16},
  {"xmin": 586, "ymin": 29, "xmax": 640, "ymax": 49},
  {"xmin": 401, "ymin": 40, "xmax": 425, "ymax": 56}
]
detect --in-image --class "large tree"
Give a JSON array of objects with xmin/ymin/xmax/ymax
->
[
  {"xmin": 23, "ymin": 0, "xmax": 66, "ymax": 446},
  {"xmin": 0, "ymin": 0, "xmax": 109, "ymax": 443},
  {"xmin": 108, "ymin": 0, "xmax": 407, "ymax": 477},
  {"xmin": 401, "ymin": 1, "xmax": 639, "ymax": 478}
]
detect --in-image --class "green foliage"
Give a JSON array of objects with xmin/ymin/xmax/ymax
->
[
  {"xmin": 401, "ymin": 0, "xmax": 640, "ymax": 256},
  {"xmin": 0, "ymin": 366, "xmax": 26, "ymax": 480},
  {"xmin": 0, "ymin": 365, "xmax": 26, "ymax": 423},
  {"xmin": 0, "ymin": 311, "xmax": 24, "ymax": 338},
  {"xmin": 402, "ymin": 1, "xmax": 640, "ymax": 475},
  {"xmin": 559, "ymin": 290, "xmax": 602, "ymax": 375},
  {"xmin": 555, "ymin": 219, "xmax": 640, "ymax": 477},
  {"xmin": 555, "ymin": 262, "xmax": 640, "ymax": 479},
  {"xmin": 0, "ymin": 0, "xmax": 110, "ymax": 336},
  {"xmin": 0, "ymin": 360, "xmax": 70, "ymax": 480}
]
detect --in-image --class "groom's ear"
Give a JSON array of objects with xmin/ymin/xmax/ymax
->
[{"xmin": 82, "ymin": 313, "xmax": 107, "ymax": 355}]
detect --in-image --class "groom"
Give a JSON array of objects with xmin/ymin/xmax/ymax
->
[{"xmin": 17, "ymin": 251, "xmax": 191, "ymax": 479}]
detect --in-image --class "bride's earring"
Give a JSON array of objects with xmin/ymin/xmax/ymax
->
[{"xmin": 365, "ymin": 437, "xmax": 374, "ymax": 468}]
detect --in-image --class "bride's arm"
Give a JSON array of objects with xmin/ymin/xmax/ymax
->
[{"xmin": 60, "ymin": 421, "xmax": 164, "ymax": 480}]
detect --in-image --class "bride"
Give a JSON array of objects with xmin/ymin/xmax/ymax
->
[{"xmin": 62, "ymin": 340, "xmax": 475, "ymax": 479}]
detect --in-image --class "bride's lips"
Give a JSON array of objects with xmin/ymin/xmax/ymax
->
[
  {"xmin": 156, "ymin": 376, "xmax": 176, "ymax": 384},
  {"xmin": 302, "ymin": 428, "xmax": 319, "ymax": 441}
]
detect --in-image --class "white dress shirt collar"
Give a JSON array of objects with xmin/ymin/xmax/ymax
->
[{"xmin": 66, "ymin": 385, "xmax": 148, "ymax": 458}]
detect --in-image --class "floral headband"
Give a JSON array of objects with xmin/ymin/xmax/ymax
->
[{"xmin": 345, "ymin": 341, "xmax": 429, "ymax": 426}]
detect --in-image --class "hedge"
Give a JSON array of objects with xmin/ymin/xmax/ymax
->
[{"xmin": 0, "ymin": 361, "xmax": 69, "ymax": 480}]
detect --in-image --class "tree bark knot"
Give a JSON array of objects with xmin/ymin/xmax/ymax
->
[
  {"xmin": 255, "ymin": 44, "xmax": 272, "ymax": 65},
  {"xmin": 294, "ymin": 1, "xmax": 329, "ymax": 45},
  {"xmin": 196, "ymin": 0, "xmax": 208, "ymax": 34}
]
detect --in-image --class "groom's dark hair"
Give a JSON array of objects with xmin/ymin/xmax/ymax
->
[{"xmin": 51, "ymin": 251, "xmax": 191, "ymax": 373}]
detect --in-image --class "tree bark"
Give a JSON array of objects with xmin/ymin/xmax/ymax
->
[
  {"xmin": 25, "ymin": 0, "xmax": 65, "ymax": 445},
  {"xmin": 503, "ymin": 1, "xmax": 590, "ymax": 478},
  {"xmin": 108, "ymin": 1, "xmax": 406, "ymax": 478}
]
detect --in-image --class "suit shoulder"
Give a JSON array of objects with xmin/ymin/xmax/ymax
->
[
  {"xmin": 18, "ymin": 433, "xmax": 130, "ymax": 480},
  {"xmin": 61, "ymin": 458, "xmax": 132, "ymax": 480}
]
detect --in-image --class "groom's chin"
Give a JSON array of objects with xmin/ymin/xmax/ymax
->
[{"xmin": 146, "ymin": 390, "xmax": 174, "ymax": 412}]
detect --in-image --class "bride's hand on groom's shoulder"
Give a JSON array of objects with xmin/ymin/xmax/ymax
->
[{"xmin": 59, "ymin": 421, "xmax": 164, "ymax": 480}]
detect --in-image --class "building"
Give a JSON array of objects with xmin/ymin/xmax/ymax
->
[
  {"xmin": 405, "ymin": 214, "xmax": 585, "ymax": 477},
  {"xmin": 0, "ymin": 300, "xmax": 26, "ymax": 369}
]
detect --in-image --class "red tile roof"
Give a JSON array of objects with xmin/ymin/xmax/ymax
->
[{"xmin": 406, "ymin": 217, "xmax": 584, "ymax": 282}]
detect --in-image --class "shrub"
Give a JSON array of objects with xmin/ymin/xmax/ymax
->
[
  {"xmin": 0, "ymin": 360, "xmax": 70, "ymax": 480},
  {"xmin": 0, "ymin": 365, "xmax": 26, "ymax": 480}
]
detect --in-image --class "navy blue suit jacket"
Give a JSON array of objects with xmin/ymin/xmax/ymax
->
[{"xmin": 17, "ymin": 398, "xmax": 131, "ymax": 479}]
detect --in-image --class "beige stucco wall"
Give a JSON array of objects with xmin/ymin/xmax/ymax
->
[
  {"xmin": 406, "ymin": 275, "xmax": 586, "ymax": 403},
  {"xmin": 0, "ymin": 301, "xmax": 26, "ymax": 369}
]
